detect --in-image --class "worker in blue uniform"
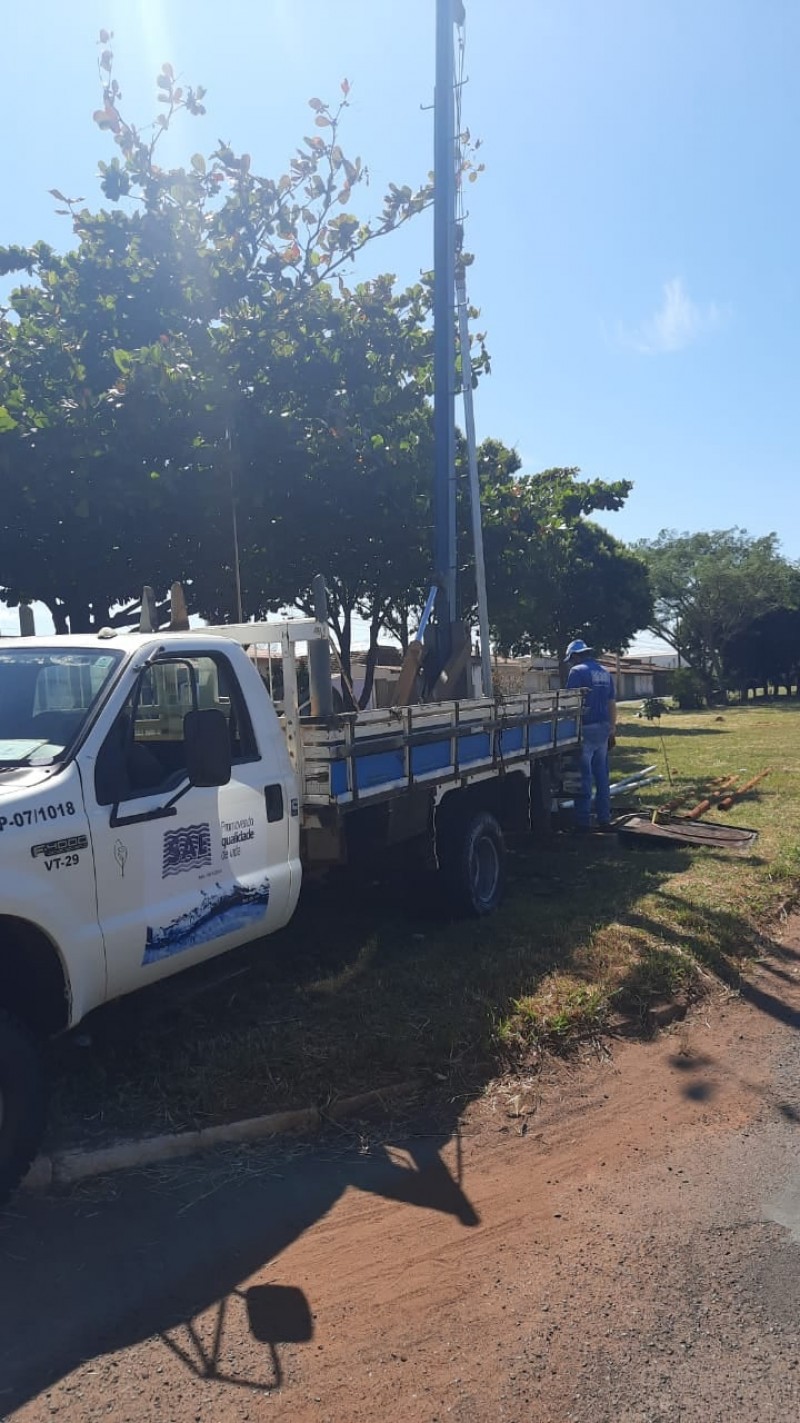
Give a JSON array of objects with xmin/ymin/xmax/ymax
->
[{"xmin": 565, "ymin": 640, "xmax": 617, "ymax": 831}]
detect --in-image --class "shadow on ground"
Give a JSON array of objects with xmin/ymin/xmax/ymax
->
[
  {"xmin": 620, "ymin": 722, "xmax": 730, "ymax": 739},
  {"xmin": 0, "ymin": 1125, "xmax": 477, "ymax": 1410}
]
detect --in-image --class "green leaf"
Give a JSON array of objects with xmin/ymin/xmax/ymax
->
[
  {"xmin": 112, "ymin": 349, "xmax": 133, "ymax": 374},
  {"xmin": 93, "ymin": 106, "xmax": 118, "ymax": 131},
  {"xmin": 0, "ymin": 406, "xmax": 18, "ymax": 432}
]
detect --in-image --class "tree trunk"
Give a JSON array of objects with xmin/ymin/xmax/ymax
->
[
  {"xmin": 46, "ymin": 601, "xmax": 69, "ymax": 636},
  {"xmin": 336, "ymin": 610, "xmax": 357, "ymax": 712},
  {"xmin": 66, "ymin": 604, "xmax": 93, "ymax": 634},
  {"xmin": 358, "ymin": 615, "xmax": 384, "ymax": 711}
]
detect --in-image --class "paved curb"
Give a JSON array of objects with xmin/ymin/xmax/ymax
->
[{"xmin": 22, "ymin": 1081, "xmax": 420, "ymax": 1193}]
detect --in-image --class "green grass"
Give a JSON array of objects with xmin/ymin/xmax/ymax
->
[{"xmin": 49, "ymin": 700, "xmax": 800, "ymax": 1149}]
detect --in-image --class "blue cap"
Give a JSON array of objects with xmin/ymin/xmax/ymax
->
[{"xmin": 565, "ymin": 639, "xmax": 593, "ymax": 660}]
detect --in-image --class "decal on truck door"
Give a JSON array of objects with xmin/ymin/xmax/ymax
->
[
  {"xmin": 113, "ymin": 840, "xmax": 129, "ymax": 878},
  {"xmin": 31, "ymin": 833, "xmax": 90, "ymax": 873},
  {"xmin": 142, "ymin": 878, "xmax": 271, "ymax": 965},
  {"xmin": 162, "ymin": 823, "xmax": 212, "ymax": 878},
  {"xmin": 31, "ymin": 834, "xmax": 89, "ymax": 859},
  {"xmin": 221, "ymin": 815, "xmax": 255, "ymax": 862}
]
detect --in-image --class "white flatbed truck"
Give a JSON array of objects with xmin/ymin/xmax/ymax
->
[{"xmin": 0, "ymin": 619, "xmax": 582, "ymax": 1199}]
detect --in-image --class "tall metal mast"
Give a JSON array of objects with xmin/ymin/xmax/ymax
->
[
  {"xmin": 456, "ymin": 256, "xmax": 493, "ymax": 698},
  {"xmin": 433, "ymin": 0, "xmax": 461, "ymax": 643}
]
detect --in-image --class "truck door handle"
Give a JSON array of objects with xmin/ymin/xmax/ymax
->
[{"xmin": 265, "ymin": 784, "xmax": 284, "ymax": 822}]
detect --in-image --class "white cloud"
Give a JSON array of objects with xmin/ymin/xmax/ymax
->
[{"xmin": 622, "ymin": 277, "xmax": 722, "ymax": 354}]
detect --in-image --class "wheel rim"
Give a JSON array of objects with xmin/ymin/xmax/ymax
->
[{"xmin": 471, "ymin": 834, "xmax": 500, "ymax": 906}]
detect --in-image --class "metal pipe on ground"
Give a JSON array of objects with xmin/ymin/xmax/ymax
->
[
  {"xmin": 610, "ymin": 765, "xmax": 658, "ymax": 790},
  {"xmin": 684, "ymin": 797, "xmax": 713, "ymax": 821},
  {"xmin": 655, "ymin": 774, "xmax": 739, "ymax": 823},
  {"xmin": 560, "ymin": 774, "xmax": 662, "ymax": 812},
  {"xmin": 611, "ymin": 775, "xmax": 662, "ymax": 797},
  {"xmin": 718, "ymin": 768, "xmax": 771, "ymax": 810}
]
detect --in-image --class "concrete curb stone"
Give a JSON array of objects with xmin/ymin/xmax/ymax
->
[{"xmin": 22, "ymin": 1081, "xmax": 420, "ymax": 1193}]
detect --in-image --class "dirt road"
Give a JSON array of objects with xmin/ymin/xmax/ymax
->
[{"xmin": 4, "ymin": 922, "xmax": 800, "ymax": 1422}]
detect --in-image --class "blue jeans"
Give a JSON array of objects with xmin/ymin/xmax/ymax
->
[{"xmin": 576, "ymin": 721, "xmax": 611, "ymax": 827}]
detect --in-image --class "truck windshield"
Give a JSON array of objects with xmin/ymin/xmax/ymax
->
[{"xmin": 0, "ymin": 649, "xmax": 123, "ymax": 767}]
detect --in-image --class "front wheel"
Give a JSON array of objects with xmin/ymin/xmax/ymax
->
[
  {"xmin": 439, "ymin": 810, "xmax": 505, "ymax": 917},
  {"xmin": 0, "ymin": 1012, "xmax": 48, "ymax": 1205}
]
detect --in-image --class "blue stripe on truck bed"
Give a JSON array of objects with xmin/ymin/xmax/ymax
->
[
  {"xmin": 330, "ymin": 760, "xmax": 349, "ymax": 797},
  {"xmin": 324, "ymin": 713, "xmax": 576, "ymax": 801},
  {"xmin": 410, "ymin": 740, "xmax": 452, "ymax": 777},
  {"xmin": 530, "ymin": 721, "xmax": 555, "ymax": 747},
  {"xmin": 458, "ymin": 731, "xmax": 492, "ymax": 764},
  {"xmin": 355, "ymin": 748, "xmax": 406, "ymax": 791},
  {"xmin": 499, "ymin": 726, "xmax": 524, "ymax": 755}
]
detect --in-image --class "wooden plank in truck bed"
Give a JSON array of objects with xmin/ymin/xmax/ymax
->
[{"xmin": 299, "ymin": 692, "xmax": 582, "ymax": 808}]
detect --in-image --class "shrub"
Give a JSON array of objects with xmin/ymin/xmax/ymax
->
[{"xmin": 671, "ymin": 668, "xmax": 706, "ymax": 710}]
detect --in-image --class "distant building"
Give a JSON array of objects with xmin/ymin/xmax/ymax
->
[
  {"xmin": 496, "ymin": 650, "xmax": 676, "ymax": 703},
  {"xmin": 597, "ymin": 657, "xmax": 675, "ymax": 702}
]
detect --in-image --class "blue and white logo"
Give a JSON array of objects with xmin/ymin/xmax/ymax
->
[{"xmin": 162, "ymin": 823, "xmax": 212, "ymax": 878}]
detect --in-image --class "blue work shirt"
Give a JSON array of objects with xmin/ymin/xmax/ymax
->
[{"xmin": 566, "ymin": 659, "xmax": 616, "ymax": 726}]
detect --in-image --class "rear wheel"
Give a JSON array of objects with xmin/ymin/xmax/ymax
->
[
  {"xmin": 439, "ymin": 810, "xmax": 505, "ymax": 917},
  {"xmin": 0, "ymin": 1011, "xmax": 48, "ymax": 1205}
]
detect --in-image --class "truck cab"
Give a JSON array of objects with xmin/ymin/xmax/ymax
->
[
  {"xmin": 0, "ymin": 633, "xmax": 302, "ymax": 1015},
  {"xmin": 0, "ymin": 632, "xmax": 302, "ymax": 1200}
]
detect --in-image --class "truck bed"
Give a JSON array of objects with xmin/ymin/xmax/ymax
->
[{"xmin": 299, "ymin": 691, "xmax": 582, "ymax": 809}]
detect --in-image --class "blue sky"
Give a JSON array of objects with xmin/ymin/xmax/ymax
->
[{"xmin": 2, "ymin": 1, "xmax": 799, "ymax": 637}]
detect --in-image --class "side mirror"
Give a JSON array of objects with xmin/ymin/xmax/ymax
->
[{"xmin": 184, "ymin": 708, "xmax": 232, "ymax": 788}]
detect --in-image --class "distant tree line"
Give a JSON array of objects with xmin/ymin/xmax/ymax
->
[{"xmin": 636, "ymin": 530, "xmax": 800, "ymax": 703}]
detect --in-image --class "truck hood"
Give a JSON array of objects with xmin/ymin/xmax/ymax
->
[{"xmin": 0, "ymin": 766, "xmax": 62, "ymax": 796}]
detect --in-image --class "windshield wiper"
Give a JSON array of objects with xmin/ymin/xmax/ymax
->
[{"xmin": 0, "ymin": 745, "xmax": 55, "ymax": 770}]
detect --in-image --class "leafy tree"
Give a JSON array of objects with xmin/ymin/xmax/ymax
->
[
  {"xmin": 200, "ymin": 276, "xmax": 438, "ymax": 707},
  {"xmin": 635, "ymin": 529, "xmax": 797, "ymax": 698},
  {"xmin": 478, "ymin": 462, "xmax": 652, "ymax": 660},
  {"xmin": 670, "ymin": 668, "xmax": 707, "ymax": 710},
  {"xmin": 0, "ymin": 36, "xmax": 436, "ymax": 633},
  {"xmin": 722, "ymin": 601, "xmax": 800, "ymax": 698}
]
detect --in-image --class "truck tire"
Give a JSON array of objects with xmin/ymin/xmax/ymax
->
[
  {"xmin": 440, "ymin": 810, "xmax": 505, "ymax": 917},
  {"xmin": 0, "ymin": 1011, "xmax": 47, "ymax": 1205}
]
